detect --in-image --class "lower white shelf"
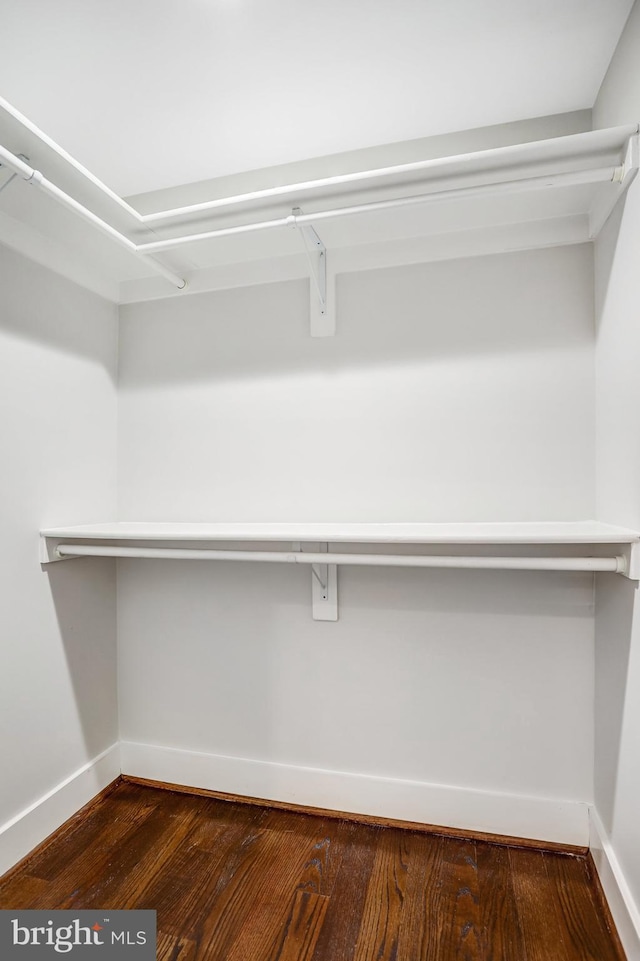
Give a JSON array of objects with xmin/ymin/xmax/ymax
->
[
  {"xmin": 40, "ymin": 520, "xmax": 640, "ymax": 621},
  {"xmin": 36, "ymin": 519, "xmax": 640, "ymax": 545}
]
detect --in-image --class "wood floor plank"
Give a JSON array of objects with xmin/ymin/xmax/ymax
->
[
  {"xmin": 144, "ymin": 808, "xmax": 321, "ymax": 959},
  {"xmin": 133, "ymin": 803, "xmax": 267, "ymax": 928},
  {"xmin": 221, "ymin": 825, "xmax": 333, "ymax": 961},
  {"xmin": 310, "ymin": 823, "xmax": 379, "ymax": 961},
  {"xmin": 353, "ymin": 827, "xmax": 410, "ymax": 961},
  {"xmin": 66, "ymin": 796, "xmax": 212, "ymax": 910},
  {"xmin": 156, "ymin": 931, "xmax": 197, "ymax": 961},
  {"xmin": 24, "ymin": 811, "xmax": 158, "ymax": 902},
  {"xmin": 0, "ymin": 874, "xmax": 51, "ymax": 908},
  {"xmin": 437, "ymin": 836, "xmax": 482, "ymax": 961},
  {"xmin": 476, "ymin": 840, "xmax": 527, "ymax": 961},
  {"xmin": 290, "ymin": 816, "xmax": 351, "ymax": 897},
  {"xmin": 266, "ymin": 890, "xmax": 330, "ymax": 961},
  {"xmin": 510, "ymin": 848, "xmax": 573, "ymax": 961},
  {"xmin": 544, "ymin": 853, "xmax": 626, "ymax": 961},
  {"xmin": 25, "ymin": 783, "xmax": 158, "ymax": 883},
  {"xmin": 396, "ymin": 832, "xmax": 446, "ymax": 960},
  {"xmin": 43, "ymin": 791, "xmax": 194, "ymax": 909},
  {"xmin": 186, "ymin": 805, "xmax": 249, "ymax": 853}
]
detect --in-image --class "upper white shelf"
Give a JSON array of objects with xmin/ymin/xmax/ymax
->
[
  {"xmin": 1, "ymin": 96, "xmax": 639, "ymax": 305},
  {"xmin": 41, "ymin": 520, "xmax": 640, "ymax": 545}
]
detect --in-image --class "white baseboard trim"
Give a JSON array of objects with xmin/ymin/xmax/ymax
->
[
  {"xmin": 0, "ymin": 743, "xmax": 120, "ymax": 878},
  {"xmin": 590, "ymin": 808, "xmax": 640, "ymax": 960},
  {"xmin": 121, "ymin": 740, "xmax": 588, "ymax": 846}
]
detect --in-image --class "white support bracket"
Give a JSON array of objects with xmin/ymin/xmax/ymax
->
[
  {"xmin": 39, "ymin": 534, "xmax": 74, "ymax": 564},
  {"xmin": 0, "ymin": 153, "xmax": 28, "ymax": 194},
  {"xmin": 612, "ymin": 133, "xmax": 639, "ymax": 187},
  {"xmin": 39, "ymin": 534, "xmax": 93, "ymax": 570},
  {"xmin": 620, "ymin": 541, "xmax": 640, "ymax": 581},
  {"xmin": 299, "ymin": 542, "xmax": 338, "ymax": 620},
  {"xmin": 290, "ymin": 207, "xmax": 335, "ymax": 337},
  {"xmin": 589, "ymin": 133, "xmax": 640, "ymax": 237}
]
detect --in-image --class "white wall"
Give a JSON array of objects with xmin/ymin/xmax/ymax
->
[
  {"xmin": 117, "ymin": 244, "xmax": 596, "ymax": 842},
  {"xmin": 592, "ymin": 1, "xmax": 640, "ymax": 951},
  {"xmin": 118, "ymin": 246, "xmax": 594, "ymax": 522},
  {"xmin": 0, "ymin": 244, "xmax": 119, "ymax": 874}
]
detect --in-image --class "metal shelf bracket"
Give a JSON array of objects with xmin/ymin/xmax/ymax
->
[
  {"xmin": 298, "ymin": 542, "xmax": 338, "ymax": 620},
  {"xmin": 290, "ymin": 207, "xmax": 335, "ymax": 337}
]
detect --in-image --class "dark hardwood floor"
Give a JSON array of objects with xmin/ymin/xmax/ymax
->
[{"xmin": 0, "ymin": 780, "xmax": 624, "ymax": 960}]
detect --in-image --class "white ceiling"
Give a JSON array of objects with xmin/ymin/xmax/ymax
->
[{"xmin": 0, "ymin": 0, "xmax": 634, "ymax": 198}]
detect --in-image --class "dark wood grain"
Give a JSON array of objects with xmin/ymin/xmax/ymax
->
[
  {"xmin": 156, "ymin": 931, "xmax": 197, "ymax": 961},
  {"xmin": 545, "ymin": 851, "xmax": 625, "ymax": 961},
  {"xmin": 509, "ymin": 848, "xmax": 574, "ymax": 961},
  {"xmin": 276, "ymin": 813, "xmax": 350, "ymax": 897},
  {"xmin": 136, "ymin": 802, "xmax": 267, "ymax": 937},
  {"xmin": 396, "ymin": 831, "xmax": 445, "ymax": 960},
  {"xmin": 0, "ymin": 781, "xmax": 625, "ymax": 961},
  {"xmin": 0, "ymin": 874, "xmax": 50, "ymax": 908},
  {"xmin": 476, "ymin": 841, "xmax": 527, "ymax": 961},
  {"xmin": 221, "ymin": 826, "xmax": 332, "ymax": 961},
  {"xmin": 266, "ymin": 890, "xmax": 330, "ymax": 961},
  {"xmin": 310, "ymin": 823, "xmax": 378, "ymax": 961},
  {"xmin": 353, "ymin": 828, "xmax": 410, "ymax": 961},
  {"xmin": 64, "ymin": 793, "xmax": 211, "ymax": 911},
  {"xmin": 439, "ymin": 837, "xmax": 483, "ymax": 960}
]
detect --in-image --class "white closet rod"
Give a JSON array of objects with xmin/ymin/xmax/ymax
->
[
  {"xmin": 0, "ymin": 144, "xmax": 186, "ymax": 289},
  {"xmin": 138, "ymin": 148, "xmax": 632, "ymax": 224},
  {"xmin": 135, "ymin": 166, "xmax": 619, "ymax": 254},
  {"xmin": 2, "ymin": 137, "xmax": 622, "ymax": 275},
  {"xmin": 54, "ymin": 543, "xmax": 626, "ymax": 573},
  {"xmin": 1, "ymin": 96, "xmax": 637, "ymax": 224}
]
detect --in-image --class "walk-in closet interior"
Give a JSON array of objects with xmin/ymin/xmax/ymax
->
[{"xmin": 1, "ymin": 1, "xmax": 640, "ymax": 958}]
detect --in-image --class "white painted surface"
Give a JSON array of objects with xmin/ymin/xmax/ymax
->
[
  {"xmin": 40, "ymin": 520, "xmax": 640, "ymax": 544},
  {"xmin": 118, "ymin": 561, "xmax": 594, "ymax": 826},
  {"xmin": 0, "ymin": 745, "xmax": 120, "ymax": 878},
  {"xmin": 118, "ymin": 245, "xmax": 595, "ymax": 523},
  {"xmin": 592, "ymin": 0, "xmax": 640, "ymax": 941},
  {"xmin": 0, "ymin": 206, "xmax": 120, "ymax": 303},
  {"xmin": 121, "ymin": 740, "xmax": 589, "ymax": 847},
  {"xmin": 0, "ymin": 1, "xmax": 631, "ymax": 195},
  {"xmin": 0, "ymin": 244, "xmax": 119, "ymax": 861},
  {"xmin": 116, "ymin": 244, "xmax": 596, "ymax": 827},
  {"xmin": 591, "ymin": 808, "xmax": 640, "ymax": 959}
]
